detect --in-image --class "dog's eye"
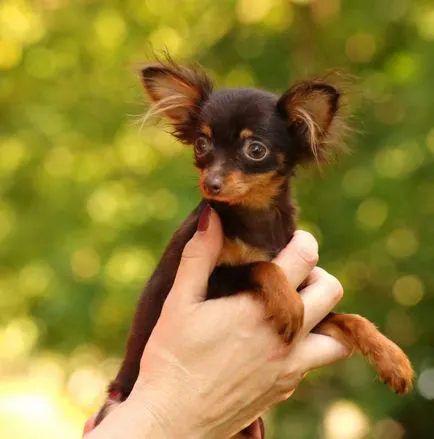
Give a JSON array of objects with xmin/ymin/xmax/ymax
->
[
  {"xmin": 194, "ymin": 136, "xmax": 212, "ymax": 157},
  {"xmin": 244, "ymin": 141, "xmax": 269, "ymax": 161}
]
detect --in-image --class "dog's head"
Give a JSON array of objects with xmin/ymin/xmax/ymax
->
[{"xmin": 141, "ymin": 60, "xmax": 346, "ymax": 209}]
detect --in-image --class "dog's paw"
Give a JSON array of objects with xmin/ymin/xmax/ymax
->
[
  {"xmin": 376, "ymin": 342, "xmax": 414, "ymax": 395},
  {"xmin": 251, "ymin": 261, "xmax": 305, "ymax": 345},
  {"xmin": 266, "ymin": 298, "xmax": 304, "ymax": 344}
]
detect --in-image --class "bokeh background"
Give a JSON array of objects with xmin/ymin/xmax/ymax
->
[{"xmin": 1, "ymin": 0, "xmax": 434, "ymax": 437}]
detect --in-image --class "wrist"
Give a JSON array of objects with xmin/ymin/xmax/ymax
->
[
  {"xmin": 86, "ymin": 397, "xmax": 171, "ymax": 439},
  {"xmin": 129, "ymin": 374, "xmax": 206, "ymax": 439}
]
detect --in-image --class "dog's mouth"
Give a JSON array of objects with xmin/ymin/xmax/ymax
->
[{"xmin": 241, "ymin": 417, "xmax": 265, "ymax": 439}]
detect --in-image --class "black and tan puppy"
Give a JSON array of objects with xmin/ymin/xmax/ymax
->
[{"xmin": 95, "ymin": 60, "xmax": 414, "ymax": 436}]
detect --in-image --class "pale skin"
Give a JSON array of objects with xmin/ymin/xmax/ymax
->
[{"xmin": 84, "ymin": 209, "xmax": 349, "ymax": 439}]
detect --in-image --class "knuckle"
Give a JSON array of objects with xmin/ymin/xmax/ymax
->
[
  {"xmin": 325, "ymin": 274, "xmax": 344, "ymax": 302},
  {"xmin": 313, "ymin": 266, "xmax": 327, "ymax": 277},
  {"xmin": 307, "ymin": 266, "xmax": 326, "ymax": 284},
  {"xmin": 299, "ymin": 246, "xmax": 319, "ymax": 266},
  {"xmin": 294, "ymin": 232, "xmax": 319, "ymax": 266},
  {"xmin": 280, "ymin": 363, "xmax": 298, "ymax": 381}
]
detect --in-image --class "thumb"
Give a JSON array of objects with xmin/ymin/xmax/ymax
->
[{"xmin": 170, "ymin": 204, "xmax": 223, "ymax": 304}]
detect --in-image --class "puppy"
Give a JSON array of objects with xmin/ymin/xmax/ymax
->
[{"xmin": 95, "ymin": 59, "xmax": 414, "ymax": 437}]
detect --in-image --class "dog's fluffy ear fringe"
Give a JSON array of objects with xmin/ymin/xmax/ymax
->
[
  {"xmin": 277, "ymin": 71, "xmax": 354, "ymax": 164},
  {"xmin": 139, "ymin": 53, "xmax": 213, "ymax": 143}
]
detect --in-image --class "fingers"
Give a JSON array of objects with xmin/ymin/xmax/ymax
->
[
  {"xmin": 274, "ymin": 231, "xmax": 343, "ymax": 335},
  {"xmin": 286, "ymin": 333, "xmax": 350, "ymax": 373},
  {"xmin": 273, "ymin": 230, "xmax": 319, "ymax": 289},
  {"xmin": 299, "ymin": 267, "xmax": 344, "ymax": 334},
  {"xmin": 170, "ymin": 205, "xmax": 224, "ymax": 303}
]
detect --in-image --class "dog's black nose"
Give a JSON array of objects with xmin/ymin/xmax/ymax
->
[{"xmin": 205, "ymin": 175, "xmax": 223, "ymax": 195}]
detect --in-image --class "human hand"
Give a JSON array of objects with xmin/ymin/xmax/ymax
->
[{"xmin": 84, "ymin": 207, "xmax": 348, "ymax": 439}]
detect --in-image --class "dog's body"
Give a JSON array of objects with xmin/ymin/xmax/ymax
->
[
  {"xmin": 109, "ymin": 193, "xmax": 296, "ymax": 400},
  {"xmin": 95, "ymin": 60, "xmax": 414, "ymax": 437}
]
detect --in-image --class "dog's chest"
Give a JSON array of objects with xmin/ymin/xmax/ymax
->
[{"xmin": 218, "ymin": 237, "xmax": 272, "ymax": 266}]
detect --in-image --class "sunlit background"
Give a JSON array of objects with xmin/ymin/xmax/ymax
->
[{"xmin": 1, "ymin": 0, "xmax": 434, "ymax": 437}]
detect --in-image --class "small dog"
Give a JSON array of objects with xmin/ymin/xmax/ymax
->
[{"xmin": 95, "ymin": 59, "xmax": 414, "ymax": 437}]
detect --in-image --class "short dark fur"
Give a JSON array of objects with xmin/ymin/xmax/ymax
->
[{"xmin": 95, "ymin": 60, "xmax": 413, "ymax": 435}]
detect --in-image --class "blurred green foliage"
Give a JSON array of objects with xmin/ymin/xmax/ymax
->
[{"xmin": 1, "ymin": 0, "xmax": 434, "ymax": 438}]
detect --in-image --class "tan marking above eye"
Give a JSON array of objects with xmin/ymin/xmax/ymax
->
[
  {"xmin": 200, "ymin": 125, "xmax": 213, "ymax": 137},
  {"xmin": 240, "ymin": 128, "xmax": 253, "ymax": 139}
]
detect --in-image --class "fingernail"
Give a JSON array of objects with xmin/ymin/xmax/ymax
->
[
  {"xmin": 108, "ymin": 389, "xmax": 122, "ymax": 401},
  {"xmin": 197, "ymin": 204, "xmax": 211, "ymax": 232}
]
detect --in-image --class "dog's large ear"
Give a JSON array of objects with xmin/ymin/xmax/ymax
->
[
  {"xmin": 140, "ymin": 62, "xmax": 212, "ymax": 142},
  {"xmin": 276, "ymin": 81, "xmax": 345, "ymax": 162}
]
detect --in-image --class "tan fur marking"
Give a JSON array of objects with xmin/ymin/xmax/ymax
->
[
  {"xmin": 240, "ymin": 128, "xmax": 253, "ymax": 139},
  {"xmin": 200, "ymin": 125, "xmax": 212, "ymax": 137},
  {"xmin": 198, "ymin": 169, "xmax": 284, "ymax": 209},
  {"xmin": 227, "ymin": 171, "xmax": 285, "ymax": 209},
  {"xmin": 218, "ymin": 238, "xmax": 270, "ymax": 266}
]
